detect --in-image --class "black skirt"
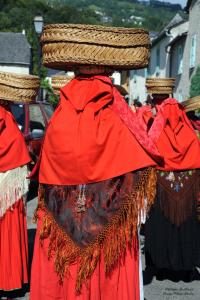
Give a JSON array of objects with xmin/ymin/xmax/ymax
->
[{"xmin": 145, "ymin": 170, "xmax": 200, "ymax": 271}]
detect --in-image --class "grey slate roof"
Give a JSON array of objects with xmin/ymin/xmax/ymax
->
[
  {"xmin": 165, "ymin": 13, "xmax": 184, "ymax": 31},
  {"xmin": 0, "ymin": 32, "xmax": 31, "ymax": 65},
  {"xmin": 152, "ymin": 13, "xmax": 186, "ymax": 46}
]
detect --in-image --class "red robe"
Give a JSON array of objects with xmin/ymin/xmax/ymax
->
[
  {"xmin": 38, "ymin": 75, "xmax": 159, "ymax": 185},
  {"xmin": 30, "ymin": 76, "xmax": 160, "ymax": 300},
  {"xmin": 0, "ymin": 106, "xmax": 30, "ymax": 172},
  {"xmin": 0, "ymin": 105, "xmax": 30, "ymax": 291},
  {"xmin": 148, "ymin": 98, "xmax": 200, "ymax": 171}
]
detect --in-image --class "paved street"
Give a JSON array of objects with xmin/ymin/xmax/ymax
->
[
  {"xmin": 141, "ymin": 236, "xmax": 200, "ymax": 300},
  {"xmin": 12, "ymin": 185, "xmax": 200, "ymax": 300}
]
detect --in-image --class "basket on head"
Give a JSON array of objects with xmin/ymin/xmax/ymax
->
[
  {"xmin": 182, "ymin": 96, "xmax": 200, "ymax": 112},
  {"xmin": 51, "ymin": 75, "xmax": 74, "ymax": 95},
  {"xmin": 146, "ymin": 78, "xmax": 175, "ymax": 95},
  {"xmin": 41, "ymin": 23, "xmax": 150, "ymax": 71},
  {"xmin": 0, "ymin": 72, "xmax": 40, "ymax": 103}
]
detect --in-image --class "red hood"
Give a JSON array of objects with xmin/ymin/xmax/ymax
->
[
  {"xmin": 36, "ymin": 75, "xmax": 161, "ymax": 185},
  {"xmin": 149, "ymin": 98, "xmax": 200, "ymax": 171},
  {"xmin": 0, "ymin": 106, "xmax": 30, "ymax": 172},
  {"xmin": 61, "ymin": 75, "xmax": 113, "ymax": 112}
]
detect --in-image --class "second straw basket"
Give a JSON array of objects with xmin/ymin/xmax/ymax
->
[
  {"xmin": 41, "ymin": 24, "xmax": 150, "ymax": 70},
  {"xmin": 51, "ymin": 75, "xmax": 73, "ymax": 95},
  {"xmin": 182, "ymin": 96, "xmax": 200, "ymax": 112},
  {"xmin": 0, "ymin": 72, "xmax": 40, "ymax": 102},
  {"xmin": 146, "ymin": 78, "xmax": 175, "ymax": 94}
]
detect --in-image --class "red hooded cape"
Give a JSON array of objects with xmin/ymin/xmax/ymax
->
[
  {"xmin": 0, "ymin": 106, "xmax": 31, "ymax": 172},
  {"xmin": 38, "ymin": 75, "xmax": 160, "ymax": 185},
  {"xmin": 148, "ymin": 98, "xmax": 200, "ymax": 171}
]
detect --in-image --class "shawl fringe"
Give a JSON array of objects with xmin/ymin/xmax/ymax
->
[
  {"xmin": 35, "ymin": 167, "xmax": 156, "ymax": 293},
  {"xmin": 157, "ymin": 170, "xmax": 200, "ymax": 226},
  {"xmin": 0, "ymin": 165, "xmax": 29, "ymax": 218}
]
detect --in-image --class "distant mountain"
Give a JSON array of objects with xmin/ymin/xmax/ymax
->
[
  {"xmin": 47, "ymin": 0, "xmax": 183, "ymax": 31},
  {"xmin": 0, "ymin": 0, "xmax": 185, "ymax": 75}
]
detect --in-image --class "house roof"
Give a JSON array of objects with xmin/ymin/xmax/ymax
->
[
  {"xmin": 152, "ymin": 13, "xmax": 186, "ymax": 46},
  {"xmin": 0, "ymin": 32, "xmax": 31, "ymax": 65},
  {"xmin": 149, "ymin": 31, "xmax": 158, "ymax": 40},
  {"xmin": 167, "ymin": 31, "xmax": 187, "ymax": 49}
]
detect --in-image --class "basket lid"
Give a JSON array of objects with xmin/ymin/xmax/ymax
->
[
  {"xmin": 0, "ymin": 71, "xmax": 40, "ymax": 102},
  {"xmin": 182, "ymin": 96, "xmax": 200, "ymax": 112},
  {"xmin": 41, "ymin": 23, "xmax": 150, "ymax": 70},
  {"xmin": 146, "ymin": 77, "xmax": 175, "ymax": 94},
  {"xmin": 51, "ymin": 75, "xmax": 74, "ymax": 95}
]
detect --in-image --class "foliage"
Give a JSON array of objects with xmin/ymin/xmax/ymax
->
[
  {"xmin": 0, "ymin": 0, "xmax": 101, "ymax": 76},
  {"xmin": 48, "ymin": 0, "xmax": 180, "ymax": 30},
  {"xmin": 40, "ymin": 78, "xmax": 59, "ymax": 107},
  {"xmin": 0, "ymin": 0, "xmax": 182, "ymax": 75},
  {"xmin": 190, "ymin": 66, "xmax": 200, "ymax": 98}
]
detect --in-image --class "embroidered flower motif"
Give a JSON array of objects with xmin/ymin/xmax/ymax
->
[
  {"xmin": 159, "ymin": 170, "xmax": 194, "ymax": 192},
  {"xmin": 166, "ymin": 171, "xmax": 175, "ymax": 182}
]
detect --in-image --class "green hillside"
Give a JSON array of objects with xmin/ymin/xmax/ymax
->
[
  {"xmin": 0, "ymin": 0, "xmax": 184, "ymax": 74},
  {"xmin": 46, "ymin": 0, "xmax": 182, "ymax": 31}
]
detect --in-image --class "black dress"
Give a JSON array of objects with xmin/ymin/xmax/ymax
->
[{"xmin": 145, "ymin": 169, "xmax": 200, "ymax": 271}]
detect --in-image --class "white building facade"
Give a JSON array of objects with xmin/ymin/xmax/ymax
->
[
  {"xmin": 0, "ymin": 32, "xmax": 31, "ymax": 75},
  {"xmin": 129, "ymin": 14, "xmax": 188, "ymax": 103}
]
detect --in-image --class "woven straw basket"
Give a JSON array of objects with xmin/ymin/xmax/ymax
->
[
  {"xmin": 182, "ymin": 96, "xmax": 200, "ymax": 112},
  {"xmin": 0, "ymin": 72, "xmax": 40, "ymax": 103},
  {"xmin": 41, "ymin": 24, "xmax": 150, "ymax": 70},
  {"xmin": 51, "ymin": 75, "xmax": 74, "ymax": 95},
  {"xmin": 146, "ymin": 78, "xmax": 175, "ymax": 94}
]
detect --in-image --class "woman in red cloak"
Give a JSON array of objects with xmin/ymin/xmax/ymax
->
[
  {"xmin": 30, "ymin": 24, "xmax": 162, "ymax": 300},
  {"xmin": 0, "ymin": 72, "xmax": 39, "ymax": 299},
  {"xmin": 182, "ymin": 96, "xmax": 200, "ymax": 139},
  {"xmin": 143, "ymin": 78, "xmax": 200, "ymax": 280}
]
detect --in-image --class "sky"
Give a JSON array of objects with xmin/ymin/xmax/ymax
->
[{"xmin": 159, "ymin": 0, "xmax": 187, "ymax": 7}]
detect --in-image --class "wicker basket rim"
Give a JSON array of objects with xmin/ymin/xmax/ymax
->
[
  {"xmin": 182, "ymin": 96, "xmax": 200, "ymax": 107},
  {"xmin": 0, "ymin": 71, "xmax": 39, "ymax": 80},
  {"xmin": 43, "ymin": 23, "xmax": 149, "ymax": 34},
  {"xmin": 51, "ymin": 75, "xmax": 73, "ymax": 80},
  {"xmin": 0, "ymin": 86, "xmax": 38, "ymax": 103},
  {"xmin": 0, "ymin": 72, "xmax": 39, "ymax": 90},
  {"xmin": 146, "ymin": 78, "xmax": 175, "ymax": 83},
  {"xmin": 0, "ymin": 96, "xmax": 35, "ymax": 103},
  {"xmin": 42, "ymin": 44, "xmax": 149, "ymax": 70}
]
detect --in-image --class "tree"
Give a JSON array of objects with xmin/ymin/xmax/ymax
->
[
  {"xmin": 190, "ymin": 66, "xmax": 200, "ymax": 98},
  {"xmin": 41, "ymin": 78, "xmax": 59, "ymax": 107}
]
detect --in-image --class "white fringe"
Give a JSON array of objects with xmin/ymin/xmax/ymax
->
[{"xmin": 0, "ymin": 165, "xmax": 29, "ymax": 218}]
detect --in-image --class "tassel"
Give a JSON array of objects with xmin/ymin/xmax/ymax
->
[{"xmin": 36, "ymin": 167, "xmax": 156, "ymax": 294}]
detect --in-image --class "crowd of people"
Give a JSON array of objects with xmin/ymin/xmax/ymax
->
[{"xmin": 0, "ymin": 23, "xmax": 200, "ymax": 300}]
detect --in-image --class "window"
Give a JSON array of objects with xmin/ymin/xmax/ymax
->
[
  {"xmin": 29, "ymin": 104, "xmax": 45, "ymax": 132},
  {"xmin": 178, "ymin": 93, "xmax": 183, "ymax": 102},
  {"xmin": 10, "ymin": 103, "xmax": 25, "ymax": 132},
  {"xmin": 144, "ymin": 68, "xmax": 149, "ymax": 78},
  {"xmin": 133, "ymin": 70, "xmax": 137, "ymax": 83},
  {"xmin": 43, "ymin": 104, "xmax": 54, "ymax": 120},
  {"xmin": 178, "ymin": 45, "xmax": 183, "ymax": 74},
  {"xmin": 190, "ymin": 34, "xmax": 196, "ymax": 68},
  {"xmin": 156, "ymin": 47, "xmax": 160, "ymax": 76}
]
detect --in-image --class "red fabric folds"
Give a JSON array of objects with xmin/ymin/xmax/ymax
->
[
  {"xmin": 191, "ymin": 119, "xmax": 200, "ymax": 133},
  {"xmin": 0, "ymin": 198, "xmax": 28, "ymax": 291},
  {"xmin": 0, "ymin": 106, "xmax": 31, "ymax": 172},
  {"xmin": 148, "ymin": 98, "xmax": 200, "ymax": 171},
  {"xmin": 39, "ymin": 75, "xmax": 158, "ymax": 185},
  {"xmin": 30, "ymin": 210, "xmax": 140, "ymax": 300},
  {"xmin": 111, "ymin": 88, "xmax": 162, "ymax": 163}
]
